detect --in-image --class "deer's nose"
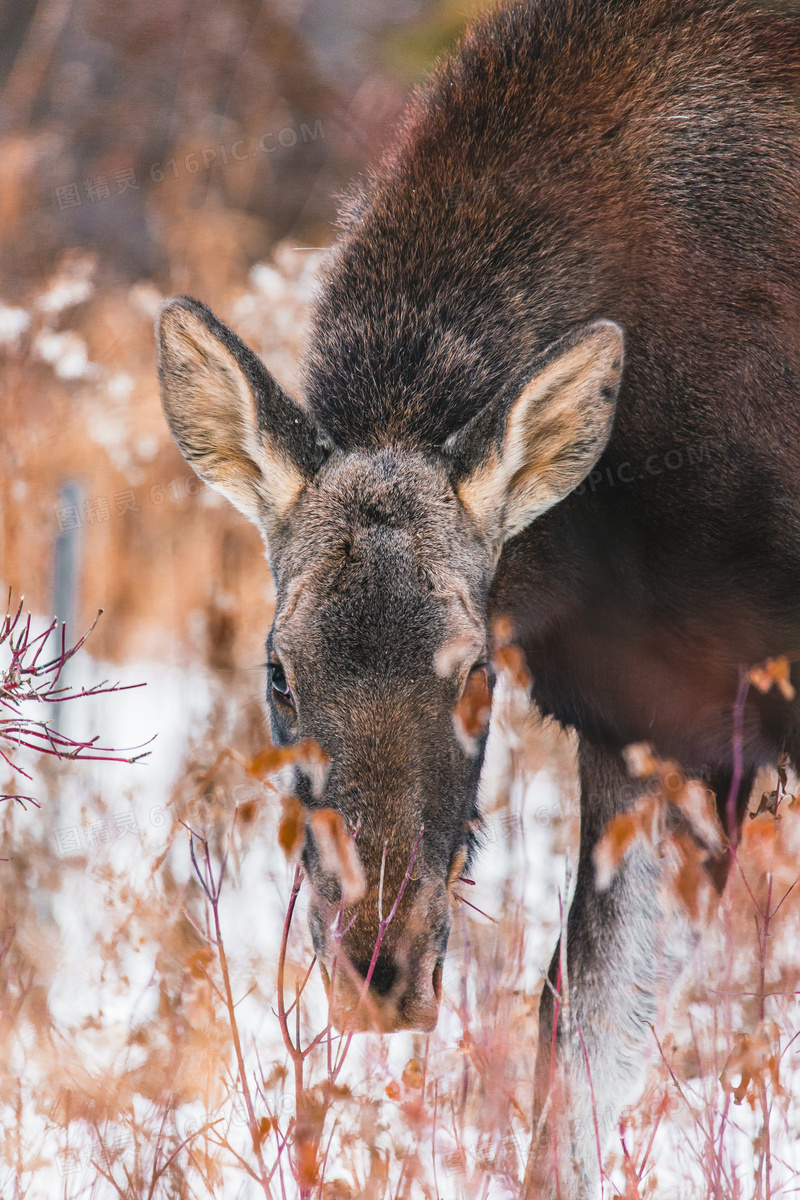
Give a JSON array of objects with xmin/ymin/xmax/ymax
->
[
  {"xmin": 328, "ymin": 949, "xmax": 443, "ymax": 1033},
  {"xmin": 352, "ymin": 951, "xmax": 397, "ymax": 997}
]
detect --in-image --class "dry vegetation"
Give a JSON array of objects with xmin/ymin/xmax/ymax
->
[
  {"xmin": 2, "ymin": 566, "xmax": 800, "ymax": 1199},
  {"xmin": 1, "ymin": 2, "xmax": 800, "ymax": 1196}
]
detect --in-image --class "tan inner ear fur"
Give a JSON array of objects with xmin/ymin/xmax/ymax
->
[
  {"xmin": 457, "ymin": 321, "xmax": 623, "ymax": 543},
  {"xmin": 159, "ymin": 304, "xmax": 306, "ymax": 531}
]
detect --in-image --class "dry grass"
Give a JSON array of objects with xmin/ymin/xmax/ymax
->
[{"xmin": 2, "ymin": 620, "xmax": 800, "ymax": 1198}]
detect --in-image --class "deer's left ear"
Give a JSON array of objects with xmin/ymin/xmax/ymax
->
[
  {"xmin": 157, "ymin": 297, "xmax": 333, "ymax": 550},
  {"xmin": 442, "ymin": 320, "xmax": 624, "ymax": 544}
]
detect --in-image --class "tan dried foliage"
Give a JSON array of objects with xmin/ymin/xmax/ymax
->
[
  {"xmin": 593, "ymin": 794, "xmax": 663, "ymax": 892},
  {"xmin": 249, "ymin": 742, "xmax": 303, "ymax": 779},
  {"xmin": 720, "ymin": 1027, "xmax": 782, "ymax": 1107},
  {"xmin": 748, "ymin": 655, "xmax": 796, "ymax": 701},
  {"xmin": 400, "ymin": 1058, "xmax": 424, "ymax": 1090},
  {"xmin": 453, "ymin": 664, "xmax": 492, "ymax": 753},
  {"xmin": 279, "ymin": 794, "xmax": 306, "ymax": 859},
  {"xmin": 493, "ymin": 642, "xmax": 532, "ymax": 691},
  {"xmin": 308, "ymin": 808, "xmax": 366, "ymax": 904},
  {"xmin": 596, "ymin": 744, "xmax": 725, "ymax": 924},
  {"xmin": 752, "ymin": 755, "xmax": 797, "ymax": 819}
]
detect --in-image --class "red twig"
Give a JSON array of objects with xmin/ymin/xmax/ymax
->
[
  {"xmin": 726, "ymin": 667, "xmax": 750, "ymax": 848},
  {"xmin": 452, "ymin": 891, "xmax": 498, "ymax": 923},
  {"xmin": 187, "ymin": 824, "xmax": 274, "ymax": 1199},
  {"xmin": 331, "ymin": 824, "xmax": 424, "ymax": 1080},
  {"xmin": 0, "ymin": 594, "xmax": 151, "ymax": 803}
]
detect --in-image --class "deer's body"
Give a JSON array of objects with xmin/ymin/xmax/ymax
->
[
  {"xmin": 158, "ymin": 2, "xmax": 800, "ymax": 1194},
  {"xmin": 306, "ymin": 0, "xmax": 800, "ymax": 776}
]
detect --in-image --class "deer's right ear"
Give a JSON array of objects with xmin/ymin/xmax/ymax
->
[{"xmin": 157, "ymin": 297, "xmax": 332, "ymax": 543}]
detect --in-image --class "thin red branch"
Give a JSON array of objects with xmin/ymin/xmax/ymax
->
[
  {"xmin": 1, "ymin": 598, "xmax": 151, "ymax": 803},
  {"xmin": 187, "ymin": 825, "xmax": 274, "ymax": 1199}
]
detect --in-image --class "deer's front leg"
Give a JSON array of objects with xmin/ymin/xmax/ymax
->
[{"xmin": 527, "ymin": 739, "xmax": 701, "ymax": 1199}]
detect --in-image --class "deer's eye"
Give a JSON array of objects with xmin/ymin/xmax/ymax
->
[{"xmin": 269, "ymin": 663, "xmax": 294, "ymax": 707}]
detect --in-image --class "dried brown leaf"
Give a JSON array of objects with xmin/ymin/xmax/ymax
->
[
  {"xmin": 748, "ymin": 655, "xmax": 796, "ymax": 701},
  {"xmin": 453, "ymin": 666, "xmax": 492, "ymax": 753},
  {"xmin": 278, "ymin": 795, "xmax": 306, "ymax": 859},
  {"xmin": 622, "ymin": 741, "xmax": 660, "ymax": 780},
  {"xmin": 594, "ymin": 808, "xmax": 648, "ymax": 890},
  {"xmin": 401, "ymin": 1058, "xmax": 424, "ymax": 1090},
  {"xmin": 248, "ymin": 743, "xmax": 297, "ymax": 779},
  {"xmin": 673, "ymin": 779, "xmax": 725, "ymax": 856},
  {"xmin": 492, "ymin": 642, "xmax": 531, "ymax": 690},
  {"xmin": 308, "ymin": 808, "xmax": 366, "ymax": 903}
]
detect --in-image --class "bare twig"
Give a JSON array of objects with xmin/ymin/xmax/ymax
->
[
  {"xmin": 187, "ymin": 824, "xmax": 274, "ymax": 1199},
  {"xmin": 0, "ymin": 594, "xmax": 152, "ymax": 803}
]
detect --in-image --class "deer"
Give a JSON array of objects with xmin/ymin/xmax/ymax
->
[{"xmin": 156, "ymin": 0, "xmax": 800, "ymax": 1193}]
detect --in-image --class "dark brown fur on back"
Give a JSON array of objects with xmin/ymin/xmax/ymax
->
[{"xmin": 303, "ymin": 0, "xmax": 800, "ymax": 774}]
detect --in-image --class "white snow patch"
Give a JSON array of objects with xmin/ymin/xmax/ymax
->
[
  {"xmin": 34, "ymin": 329, "xmax": 98, "ymax": 380},
  {"xmin": 0, "ymin": 303, "xmax": 31, "ymax": 347}
]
